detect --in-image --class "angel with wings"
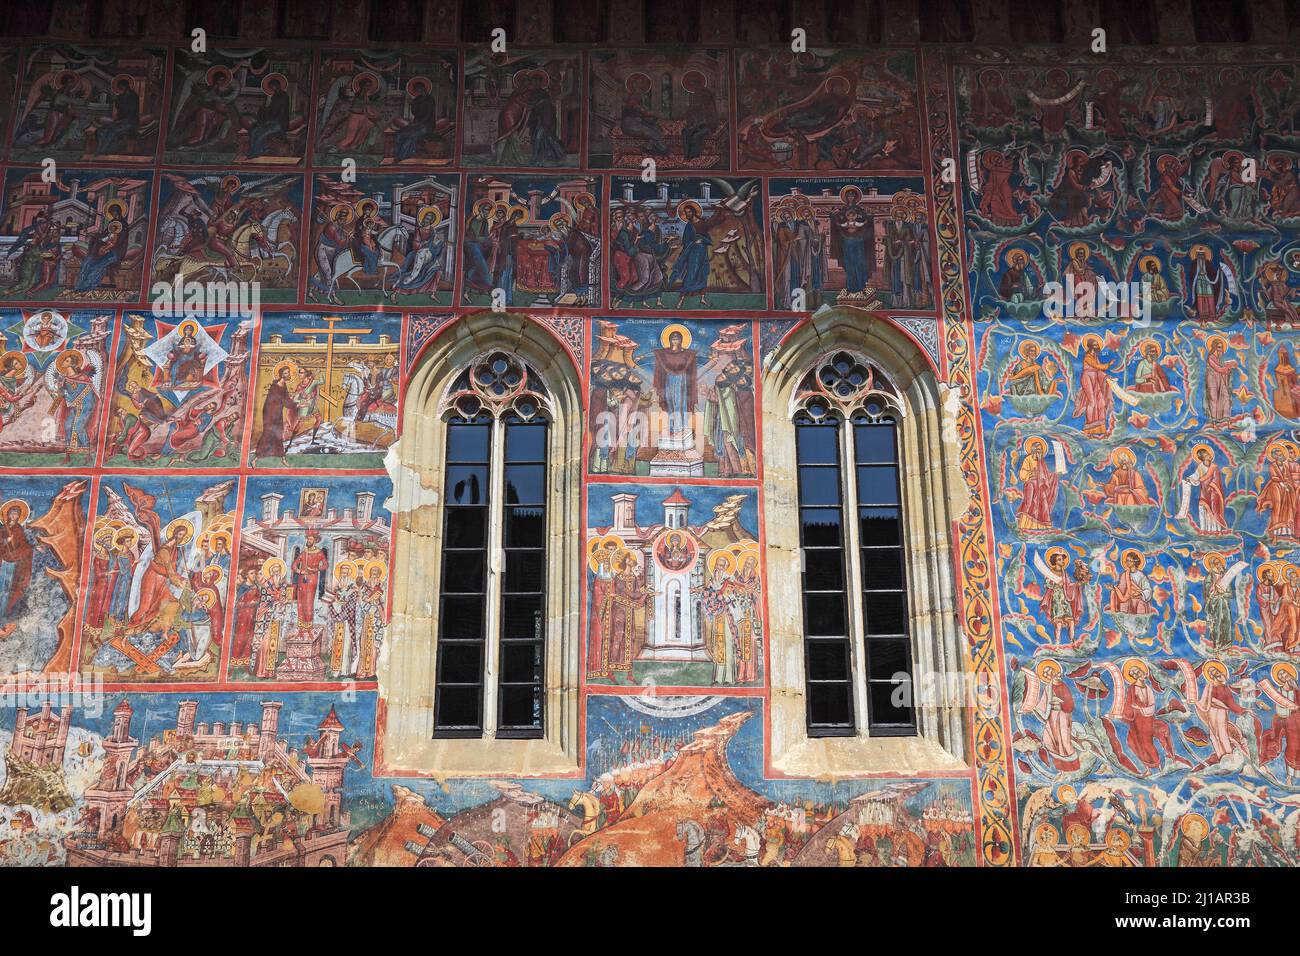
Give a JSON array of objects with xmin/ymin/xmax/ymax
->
[
  {"xmin": 48, "ymin": 347, "xmax": 103, "ymax": 461},
  {"xmin": 1178, "ymin": 245, "xmax": 1238, "ymax": 324}
]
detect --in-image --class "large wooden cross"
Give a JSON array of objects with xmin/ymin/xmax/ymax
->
[{"xmin": 290, "ymin": 315, "xmax": 373, "ymax": 414}]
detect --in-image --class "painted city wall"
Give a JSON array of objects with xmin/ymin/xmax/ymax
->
[{"xmin": 0, "ymin": 26, "xmax": 1294, "ymax": 867}]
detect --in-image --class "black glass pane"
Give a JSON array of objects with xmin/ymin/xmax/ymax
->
[
  {"xmin": 437, "ymin": 642, "xmax": 483, "ymax": 685},
  {"xmin": 863, "ymin": 550, "xmax": 904, "ymax": 590},
  {"xmin": 796, "ymin": 424, "xmax": 839, "ymax": 465},
  {"xmin": 859, "ymin": 507, "xmax": 902, "ymax": 547},
  {"xmin": 800, "ymin": 508, "xmax": 842, "ymax": 547},
  {"xmin": 501, "ymin": 641, "xmax": 542, "ymax": 684},
  {"xmin": 502, "ymin": 594, "xmax": 544, "ymax": 641},
  {"xmin": 869, "ymin": 680, "xmax": 915, "ymax": 727},
  {"xmin": 504, "ymin": 464, "xmax": 546, "ymax": 505},
  {"xmin": 499, "ymin": 685, "xmax": 541, "ymax": 730},
  {"xmin": 867, "ymin": 638, "xmax": 910, "ymax": 682},
  {"xmin": 444, "ymin": 551, "xmax": 486, "ymax": 594},
  {"xmin": 808, "ymin": 682, "xmax": 853, "ymax": 728},
  {"xmin": 440, "ymin": 596, "xmax": 484, "ymax": 640},
  {"xmin": 435, "ymin": 686, "xmax": 481, "ymax": 729},
  {"xmin": 854, "ymin": 423, "xmax": 897, "ymax": 464},
  {"xmin": 864, "ymin": 591, "xmax": 908, "ymax": 635},
  {"xmin": 445, "ymin": 466, "xmax": 488, "ymax": 505},
  {"xmin": 798, "ymin": 467, "xmax": 841, "ymax": 506},
  {"xmin": 505, "ymin": 507, "xmax": 545, "ymax": 548},
  {"xmin": 505, "ymin": 551, "xmax": 544, "ymax": 593},
  {"xmin": 806, "ymin": 639, "xmax": 851, "ymax": 681},
  {"xmin": 856, "ymin": 466, "xmax": 899, "ymax": 505},
  {"xmin": 506, "ymin": 423, "xmax": 547, "ymax": 462},
  {"xmin": 804, "ymin": 594, "xmax": 847, "ymax": 636},
  {"xmin": 444, "ymin": 507, "xmax": 487, "ymax": 548},
  {"xmin": 803, "ymin": 549, "xmax": 844, "ymax": 592},
  {"xmin": 447, "ymin": 423, "xmax": 491, "ymax": 462}
]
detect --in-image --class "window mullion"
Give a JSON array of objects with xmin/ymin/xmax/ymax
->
[
  {"xmin": 483, "ymin": 416, "xmax": 508, "ymax": 737},
  {"xmin": 841, "ymin": 424, "xmax": 871, "ymax": 737}
]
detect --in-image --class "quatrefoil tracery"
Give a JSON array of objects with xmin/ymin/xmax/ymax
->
[
  {"xmin": 442, "ymin": 351, "xmax": 552, "ymax": 422},
  {"xmin": 793, "ymin": 350, "xmax": 903, "ymax": 423}
]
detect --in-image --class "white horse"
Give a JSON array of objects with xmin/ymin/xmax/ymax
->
[{"xmin": 317, "ymin": 224, "xmax": 408, "ymax": 303}]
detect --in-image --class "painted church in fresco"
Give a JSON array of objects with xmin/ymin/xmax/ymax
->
[{"xmin": 0, "ymin": 0, "xmax": 1298, "ymax": 868}]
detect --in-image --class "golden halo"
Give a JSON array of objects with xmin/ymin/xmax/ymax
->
[
  {"xmin": 201, "ymin": 565, "xmax": 225, "ymax": 587},
  {"xmin": 261, "ymin": 557, "xmax": 287, "ymax": 579},
  {"xmin": 1015, "ymin": 340, "xmax": 1039, "ymax": 358},
  {"xmin": 708, "ymin": 549, "xmax": 734, "ymax": 577},
  {"xmin": 178, "ymin": 320, "xmax": 199, "ymax": 338},
  {"xmin": 1272, "ymin": 661, "xmax": 1298, "ymax": 686},
  {"xmin": 1067, "ymin": 241, "xmax": 1090, "ymax": 260},
  {"xmin": 350, "ymin": 71, "xmax": 379, "ymax": 94},
  {"xmin": 1044, "ymin": 546, "xmax": 1069, "ymax": 566},
  {"xmin": 260, "ymin": 72, "xmax": 288, "ymax": 96},
  {"xmin": 1034, "ymin": 823, "xmax": 1060, "ymax": 844},
  {"xmin": 164, "ymin": 518, "xmax": 194, "ymax": 544},
  {"xmin": 272, "ymin": 359, "xmax": 299, "ymax": 382},
  {"xmin": 205, "ymin": 65, "xmax": 232, "ymax": 86},
  {"xmin": 839, "ymin": 185, "xmax": 862, "ymax": 205},
  {"xmin": 1081, "ymin": 333, "xmax": 1103, "ymax": 350},
  {"xmin": 416, "ymin": 205, "xmax": 442, "ymax": 227},
  {"xmin": 574, "ymin": 192, "xmax": 596, "ymax": 210},
  {"xmin": 1004, "ymin": 248, "xmax": 1030, "ymax": 268},
  {"xmin": 1065, "ymin": 823, "xmax": 1090, "ymax": 845},
  {"xmin": 1137, "ymin": 255, "xmax": 1162, "ymax": 274},
  {"xmin": 588, "ymin": 534, "xmax": 626, "ymax": 573},
  {"xmin": 473, "ymin": 198, "xmax": 495, "ymax": 217},
  {"xmin": 328, "ymin": 202, "xmax": 354, "ymax": 223},
  {"xmin": 549, "ymin": 212, "xmax": 573, "ymax": 230},
  {"xmin": 1024, "ymin": 436, "xmax": 1048, "ymax": 456},
  {"xmin": 354, "ymin": 198, "xmax": 378, "ymax": 218},
  {"xmin": 210, "ymin": 530, "xmax": 232, "ymax": 551},
  {"xmin": 112, "ymin": 73, "xmax": 135, "ymax": 92},
  {"xmin": 1205, "ymin": 334, "xmax": 1228, "ymax": 352},
  {"xmin": 0, "ymin": 349, "xmax": 25, "ymax": 370},
  {"xmin": 54, "ymin": 349, "xmax": 84, "ymax": 375},
  {"xmin": 507, "ymin": 204, "xmax": 528, "ymax": 223},
  {"xmin": 660, "ymin": 323, "xmax": 692, "ymax": 349},
  {"xmin": 1258, "ymin": 561, "xmax": 1279, "ymax": 581},
  {"xmin": 1190, "ymin": 442, "xmax": 1215, "ymax": 459},
  {"xmin": 335, "ymin": 560, "xmax": 357, "ymax": 582},
  {"xmin": 1180, "ymin": 812, "xmax": 1210, "ymax": 841},
  {"xmin": 1202, "ymin": 658, "xmax": 1228, "ymax": 682},
  {"xmin": 103, "ymin": 199, "xmax": 127, "ymax": 221},
  {"xmin": 363, "ymin": 559, "xmax": 387, "ymax": 581},
  {"xmin": 113, "ymin": 527, "xmax": 138, "ymax": 549},
  {"xmin": 1122, "ymin": 657, "xmax": 1149, "ymax": 683},
  {"xmin": 1056, "ymin": 784, "xmax": 1077, "ymax": 803},
  {"xmin": 676, "ymin": 200, "xmax": 702, "ymax": 222},
  {"xmin": 1035, "ymin": 657, "xmax": 1062, "ymax": 680},
  {"xmin": 1111, "ymin": 447, "xmax": 1136, "ymax": 467},
  {"xmin": 1203, "ymin": 551, "xmax": 1225, "ymax": 571},
  {"xmin": 406, "ymin": 75, "xmax": 432, "ymax": 97},
  {"xmin": 1120, "ymin": 547, "xmax": 1144, "ymax": 568},
  {"xmin": 221, "ymin": 175, "xmax": 241, "ymax": 193},
  {"xmin": 1284, "ymin": 441, "xmax": 1300, "ymax": 457}
]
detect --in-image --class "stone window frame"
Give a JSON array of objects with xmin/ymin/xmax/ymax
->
[
  {"xmin": 762, "ymin": 310, "xmax": 971, "ymax": 777},
  {"xmin": 382, "ymin": 313, "xmax": 582, "ymax": 776}
]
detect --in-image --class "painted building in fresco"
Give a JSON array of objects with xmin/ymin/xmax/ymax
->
[{"xmin": 0, "ymin": 0, "xmax": 1298, "ymax": 868}]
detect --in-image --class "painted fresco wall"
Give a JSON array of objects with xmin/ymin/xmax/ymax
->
[{"xmin": 0, "ymin": 6, "xmax": 1295, "ymax": 868}]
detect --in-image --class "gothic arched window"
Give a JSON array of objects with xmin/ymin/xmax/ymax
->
[
  {"xmin": 386, "ymin": 312, "xmax": 582, "ymax": 776},
  {"xmin": 434, "ymin": 352, "xmax": 552, "ymax": 738},
  {"xmin": 793, "ymin": 351, "xmax": 915, "ymax": 736},
  {"xmin": 763, "ymin": 311, "xmax": 968, "ymax": 778}
]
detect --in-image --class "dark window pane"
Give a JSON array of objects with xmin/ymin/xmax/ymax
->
[
  {"xmin": 447, "ymin": 423, "xmax": 491, "ymax": 462},
  {"xmin": 437, "ymin": 643, "xmax": 483, "ymax": 685},
  {"xmin": 803, "ymin": 550, "xmax": 844, "ymax": 592},
  {"xmin": 444, "ymin": 551, "xmax": 486, "ymax": 594},
  {"xmin": 854, "ymin": 423, "xmax": 897, "ymax": 464},
  {"xmin": 869, "ymin": 680, "xmax": 915, "ymax": 728},
  {"xmin": 506, "ymin": 423, "xmax": 547, "ymax": 462},
  {"xmin": 859, "ymin": 507, "xmax": 902, "ymax": 547},
  {"xmin": 804, "ymin": 593, "xmax": 847, "ymax": 636},
  {"xmin": 445, "ymin": 466, "xmax": 488, "ymax": 505},
  {"xmin": 502, "ymin": 595, "xmax": 544, "ymax": 641},
  {"xmin": 505, "ymin": 551, "xmax": 544, "ymax": 593},
  {"xmin": 505, "ymin": 507, "xmax": 545, "ymax": 548},
  {"xmin": 808, "ymin": 682, "xmax": 853, "ymax": 729},
  {"xmin": 435, "ymin": 686, "xmax": 481, "ymax": 729},
  {"xmin": 505, "ymin": 464, "xmax": 546, "ymax": 505},
  {"xmin": 864, "ymin": 591, "xmax": 908, "ymax": 635},
  {"xmin": 444, "ymin": 507, "xmax": 487, "ymax": 548},
  {"xmin": 856, "ymin": 466, "xmax": 899, "ymax": 505},
  {"xmin": 499, "ymin": 685, "xmax": 541, "ymax": 731},
  {"xmin": 863, "ymin": 550, "xmax": 904, "ymax": 590},
  {"xmin": 501, "ymin": 641, "xmax": 542, "ymax": 684},
  {"xmin": 440, "ymin": 597, "xmax": 484, "ymax": 640},
  {"xmin": 796, "ymin": 424, "xmax": 839, "ymax": 465},
  {"xmin": 800, "ymin": 508, "xmax": 842, "ymax": 547},
  {"xmin": 798, "ymin": 467, "xmax": 841, "ymax": 506},
  {"xmin": 866, "ymin": 638, "xmax": 910, "ymax": 682},
  {"xmin": 806, "ymin": 639, "xmax": 851, "ymax": 681}
]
